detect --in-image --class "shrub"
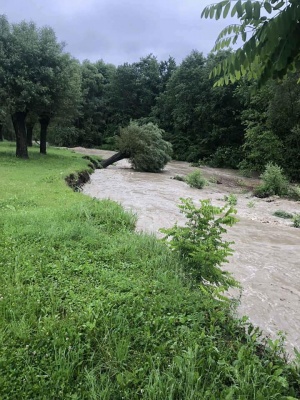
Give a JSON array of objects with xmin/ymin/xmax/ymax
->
[
  {"xmin": 224, "ymin": 193, "xmax": 238, "ymax": 206},
  {"xmin": 273, "ymin": 210, "xmax": 293, "ymax": 219},
  {"xmin": 255, "ymin": 162, "xmax": 289, "ymax": 197},
  {"xmin": 161, "ymin": 198, "xmax": 238, "ymax": 289},
  {"xmin": 185, "ymin": 170, "xmax": 206, "ymax": 189},
  {"xmin": 293, "ymin": 214, "xmax": 300, "ymax": 228},
  {"xmin": 288, "ymin": 185, "xmax": 300, "ymax": 201}
]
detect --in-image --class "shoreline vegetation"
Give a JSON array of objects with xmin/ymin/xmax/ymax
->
[{"xmin": 1, "ymin": 142, "xmax": 299, "ymax": 399}]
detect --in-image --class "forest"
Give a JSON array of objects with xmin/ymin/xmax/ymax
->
[{"xmin": 1, "ymin": 13, "xmax": 300, "ymax": 180}]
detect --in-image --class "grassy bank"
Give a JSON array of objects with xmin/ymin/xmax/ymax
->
[{"xmin": 0, "ymin": 142, "xmax": 299, "ymax": 399}]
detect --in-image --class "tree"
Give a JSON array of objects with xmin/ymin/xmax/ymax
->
[
  {"xmin": 108, "ymin": 55, "xmax": 162, "ymax": 131},
  {"xmin": 75, "ymin": 60, "xmax": 114, "ymax": 147},
  {"xmin": 101, "ymin": 121, "xmax": 172, "ymax": 172},
  {"xmin": 34, "ymin": 28, "xmax": 81, "ymax": 154},
  {"xmin": 0, "ymin": 16, "xmax": 81, "ymax": 157},
  {"xmin": 153, "ymin": 50, "xmax": 244, "ymax": 165},
  {"xmin": 202, "ymin": 0, "xmax": 300, "ymax": 87}
]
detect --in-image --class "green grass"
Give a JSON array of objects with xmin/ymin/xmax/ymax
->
[{"xmin": 1, "ymin": 142, "xmax": 300, "ymax": 399}]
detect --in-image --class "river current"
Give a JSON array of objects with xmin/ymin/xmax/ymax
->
[{"xmin": 76, "ymin": 149, "xmax": 300, "ymax": 357}]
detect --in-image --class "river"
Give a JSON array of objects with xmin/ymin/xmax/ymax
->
[{"xmin": 75, "ymin": 148, "xmax": 300, "ymax": 358}]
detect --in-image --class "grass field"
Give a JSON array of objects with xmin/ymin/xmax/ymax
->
[{"xmin": 0, "ymin": 142, "xmax": 299, "ymax": 399}]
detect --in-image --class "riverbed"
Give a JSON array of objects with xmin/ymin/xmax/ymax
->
[{"xmin": 74, "ymin": 148, "xmax": 300, "ymax": 357}]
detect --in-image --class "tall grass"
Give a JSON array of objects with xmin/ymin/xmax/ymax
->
[{"xmin": 0, "ymin": 142, "xmax": 299, "ymax": 399}]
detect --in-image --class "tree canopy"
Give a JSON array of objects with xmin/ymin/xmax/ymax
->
[
  {"xmin": 201, "ymin": 0, "xmax": 300, "ymax": 87},
  {"xmin": 0, "ymin": 15, "xmax": 81, "ymax": 157},
  {"xmin": 101, "ymin": 121, "xmax": 172, "ymax": 172}
]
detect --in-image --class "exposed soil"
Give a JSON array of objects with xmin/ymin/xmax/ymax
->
[{"xmin": 72, "ymin": 147, "xmax": 300, "ymax": 358}]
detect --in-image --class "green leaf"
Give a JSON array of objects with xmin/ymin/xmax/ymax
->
[
  {"xmin": 231, "ymin": 2, "xmax": 238, "ymax": 17},
  {"xmin": 223, "ymin": 2, "xmax": 231, "ymax": 18},
  {"xmin": 264, "ymin": 2, "xmax": 272, "ymax": 13},
  {"xmin": 245, "ymin": 0, "xmax": 253, "ymax": 19},
  {"xmin": 253, "ymin": 1, "xmax": 261, "ymax": 19},
  {"xmin": 216, "ymin": 4, "xmax": 223, "ymax": 20},
  {"xmin": 273, "ymin": 1, "xmax": 285, "ymax": 10},
  {"xmin": 236, "ymin": 0, "xmax": 243, "ymax": 17}
]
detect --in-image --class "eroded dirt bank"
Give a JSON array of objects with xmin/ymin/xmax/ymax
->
[{"xmin": 73, "ymin": 148, "xmax": 300, "ymax": 357}]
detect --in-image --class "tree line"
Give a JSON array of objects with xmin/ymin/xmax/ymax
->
[{"xmin": 1, "ymin": 13, "xmax": 299, "ymax": 179}]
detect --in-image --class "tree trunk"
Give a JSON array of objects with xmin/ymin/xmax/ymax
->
[
  {"xmin": 39, "ymin": 116, "xmax": 50, "ymax": 155},
  {"xmin": 101, "ymin": 151, "xmax": 127, "ymax": 168},
  {"xmin": 12, "ymin": 111, "xmax": 28, "ymax": 158},
  {"xmin": 0, "ymin": 123, "xmax": 3, "ymax": 141},
  {"xmin": 26, "ymin": 122, "xmax": 35, "ymax": 147}
]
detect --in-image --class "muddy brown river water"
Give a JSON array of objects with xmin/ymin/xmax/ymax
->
[{"xmin": 75, "ymin": 148, "xmax": 300, "ymax": 357}]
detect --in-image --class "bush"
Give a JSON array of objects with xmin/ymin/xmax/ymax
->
[
  {"xmin": 118, "ymin": 122, "xmax": 172, "ymax": 172},
  {"xmin": 288, "ymin": 185, "xmax": 300, "ymax": 201},
  {"xmin": 161, "ymin": 198, "xmax": 238, "ymax": 289},
  {"xmin": 255, "ymin": 162, "xmax": 289, "ymax": 197},
  {"xmin": 185, "ymin": 170, "xmax": 206, "ymax": 189},
  {"xmin": 293, "ymin": 214, "xmax": 300, "ymax": 228},
  {"xmin": 224, "ymin": 193, "xmax": 238, "ymax": 206}
]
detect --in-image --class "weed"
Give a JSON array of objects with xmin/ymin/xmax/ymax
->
[
  {"xmin": 247, "ymin": 201, "xmax": 255, "ymax": 208},
  {"xmin": 185, "ymin": 170, "xmax": 206, "ymax": 189},
  {"xmin": 172, "ymin": 175, "xmax": 185, "ymax": 182},
  {"xmin": 224, "ymin": 193, "xmax": 238, "ymax": 206},
  {"xmin": 273, "ymin": 210, "xmax": 294, "ymax": 219},
  {"xmin": 236, "ymin": 178, "xmax": 246, "ymax": 187},
  {"xmin": 293, "ymin": 214, "xmax": 300, "ymax": 228},
  {"xmin": 208, "ymin": 175, "xmax": 218, "ymax": 184}
]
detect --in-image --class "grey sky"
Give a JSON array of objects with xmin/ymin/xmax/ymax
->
[{"xmin": 1, "ymin": 0, "xmax": 236, "ymax": 65}]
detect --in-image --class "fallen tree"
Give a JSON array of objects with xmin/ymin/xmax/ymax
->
[{"xmin": 101, "ymin": 121, "xmax": 172, "ymax": 172}]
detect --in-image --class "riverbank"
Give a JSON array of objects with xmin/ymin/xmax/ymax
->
[{"xmin": 1, "ymin": 142, "xmax": 299, "ymax": 399}]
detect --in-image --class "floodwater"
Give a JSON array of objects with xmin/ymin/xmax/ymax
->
[{"xmin": 76, "ymin": 149, "xmax": 300, "ymax": 357}]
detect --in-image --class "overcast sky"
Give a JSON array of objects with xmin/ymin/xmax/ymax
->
[{"xmin": 1, "ymin": 0, "xmax": 236, "ymax": 65}]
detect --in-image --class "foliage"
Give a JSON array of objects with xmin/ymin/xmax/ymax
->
[
  {"xmin": 1, "ymin": 142, "xmax": 300, "ymax": 399},
  {"xmin": 185, "ymin": 170, "xmax": 207, "ymax": 189},
  {"xmin": 239, "ymin": 126, "xmax": 284, "ymax": 173},
  {"xmin": 172, "ymin": 175, "xmax": 186, "ymax": 182},
  {"xmin": 288, "ymin": 185, "xmax": 300, "ymax": 201},
  {"xmin": 224, "ymin": 193, "xmax": 238, "ymax": 206},
  {"xmin": 293, "ymin": 214, "xmax": 300, "ymax": 228},
  {"xmin": 48, "ymin": 125, "xmax": 80, "ymax": 147},
  {"xmin": 202, "ymin": 0, "xmax": 300, "ymax": 87},
  {"xmin": 0, "ymin": 15, "xmax": 81, "ymax": 156},
  {"xmin": 273, "ymin": 210, "xmax": 294, "ymax": 219},
  {"xmin": 161, "ymin": 198, "xmax": 238, "ymax": 289},
  {"xmin": 75, "ymin": 60, "xmax": 116, "ymax": 147},
  {"xmin": 208, "ymin": 145, "xmax": 244, "ymax": 169},
  {"xmin": 152, "ymin": 51, "xmax": 244, "ymax": 164},
  {"xmin": 255, "ymin": 162, "xmax": 289, "ymax": 197},
  {"xmin": 117, "ymin": 121, "xmax": 172, "ymax": 172}
]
